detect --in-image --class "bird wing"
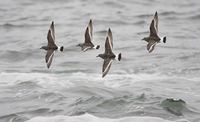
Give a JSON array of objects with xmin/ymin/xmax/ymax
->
[
  {"xmin": 108, "ymin": 28, "xmax": 113, "ymax": 49},
  {"xmin": 154, "ymin": 11, "xmax": 158, "ymax": 33},
  {"xmin": 102, "ymin": 59, "xmax": 113, "ymax": 78},
  {"xmin": 149, "ymin": 19, "xmax": 159, "ymax": 38},
  {"xmin": 105, "ymin": 36, "xmax": 113, "ymax": 55},
  {"xmin": 45, "ymin": 50, "xmax": 54, "ymax": 68},
  {"xmin": 84, "ymin": 27, "xmax": 93, "ymax": 46},
  {"xmin": 82, "ymin": 46, "xmax": 90, "ymax": 52},
  {"xmin": 50, "ymin": 21, "xmax": 55, "ymax": 40},
  {"xmin": 47, "ymin": 22, "xmax": 57, "ymax": 48},
  {"xmin": 147, "ymin": 41, "xmax": 157, "ymax": 53},
  {"xmin": 89, "ymin": 19, "xmax": 93, "ymax": 39}
]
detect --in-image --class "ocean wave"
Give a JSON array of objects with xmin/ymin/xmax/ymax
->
[
  {"xmin": 0, "ymin": 113, "xmax": 27, "ymax": 122},
  {"xmin": 0, "ymin": 71, "xmax": 200, "ymax": 89},
  {"xmin": 0, "ymin": 72, "xmax": 74, "ymax": 89},
  {"xmin": 25, "ymin": 113, "xmax": 178, "ymax": 122}
]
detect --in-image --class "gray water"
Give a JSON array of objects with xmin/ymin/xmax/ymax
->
[{"xmin": 0, "ymin": 0, "xmax": 200, "ymax": 122}]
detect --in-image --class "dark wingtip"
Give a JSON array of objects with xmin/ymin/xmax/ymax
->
[
  {"xmin": 108, "ymin": 28, "xmax": 111, "ymax": 32},
  {"xmin": 60, "ymin": 46, "xmax": 64, "ymax": 52},
  {"xmin": 106, "ymin": 36, "xmax": 109, "ymax": 41},
  {"xmin": 163, "ymin": 37, "xmax": 166, "ymax": 43},
  {"xmin": 86, "ymin": 26, "xmax": 89, "ymax": 31},
  {"xmin": 118, "ymin": 53, "xmax": 122, "ymax": 61},
  {"xmin": 96, "ymin": 45, "xmax": 100, "ymax": 49},
  {"xmin": 89, "ymin": 19, "xmax": 92, "ymax": 23}
]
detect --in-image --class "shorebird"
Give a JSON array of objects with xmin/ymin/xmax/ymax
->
[
  {"xmin": 77, "ymin": 19, "xmax": 100, "ymax": 52},
  {"xmin": 142, "ymin": 11, "xmax": 166, "ymax": 53},
  {"xmin": 40, "ymin": 21, "xmax": 64, "ymax": 68},
  {"xmin": 97, "ymin": 28, "xmax": 121, "ymax": 78}
]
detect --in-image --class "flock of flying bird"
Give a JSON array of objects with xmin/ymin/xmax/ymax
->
[{"xmin": 40, "ymin": 11, "xmax": 166, "ymax": 78}]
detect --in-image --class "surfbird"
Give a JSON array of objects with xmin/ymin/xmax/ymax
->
[
  {"xmin": 40, "ymin": 21, "xmax": 64, "ymax": 68},
  {"xmin": 97, "ymin": 28, "xmax": 121, "ymax": 78},
  {"xmin": 77, "ymin": 19, "xmax": 100, "ymax": 52},
  {"xmin": 142, "ymin": 11, "xmax": 166, "ymax": 53}
]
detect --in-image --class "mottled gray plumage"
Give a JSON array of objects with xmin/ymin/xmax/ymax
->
[
  {"xmin": 77, "ymin": 19, "xmax": 100, "ymax": 52},
  {"xmin": 40, "ymin": 21, "xmax": 64, "ymax": 68}
]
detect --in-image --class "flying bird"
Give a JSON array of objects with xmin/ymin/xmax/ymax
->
[
  {"xmin": 142, "ymin": 11, "xmax": 166, "ymax": 53},
  {"xmin": 77, "ymin": 19, "xmax": 100, "ymax": 52},
  {"xmin": 97, "ymin": 28, "xmax": 121, "ymax": 78},
  {"xmin": 40, "ymin": 21, "xmax": 64, "ymax": 68}
]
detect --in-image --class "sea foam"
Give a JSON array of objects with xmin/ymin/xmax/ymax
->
[{"xmin": 26, "ymin": 113, "xmax": 173, "ymax": 122}]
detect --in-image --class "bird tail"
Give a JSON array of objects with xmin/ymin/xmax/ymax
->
[
  {"xmin": 117, "ymin": 53, "xmax": 122, "ymax": 61},
  {"xmin": 60, "ymin": 46, "xmax": 64, "ymax": 52},
  {"xmin": 94, "ymin": 45, "xmax": 100, "ymax": 49},
  {"xmin": 163, "ymin": 37, "xmax": 166, "ymax": 43}
]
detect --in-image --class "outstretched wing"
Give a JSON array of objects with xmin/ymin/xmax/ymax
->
[
  {"xmin": 50, "ymin": 21, "xmax": 55, "ymax": 40},
  {"xmin": 147, "ymin": 41, "xmax": 157, "ymax": 53},
  {"xmin": 149, "ymin": 19, "xmax": 159, "ymax": 38},
  {"xmin": 45, "ymin": 50, "xmax": 54, "ymax": 68},
  {"xmin": 102, "ymin": 59, "xmax": 113, "ymax": 78},
  {"xmin": 154, "ymin": 11, "xmax": 158, "ymax": 33},
  {"xmin": 105, "ymin": 36, "xmax": 113, "ymax": 55},
  {"xmin": 88, "ymin": 19, "xmax": 93, "ymax": 39},
  {"xmin": 108, "ymin": 28, "xmax": 113, "ymax": 49},
  {"xmin": 47, "ymin": 22, "xmax": 57, "ymax": 48},
  {"xmin": 84, "ymin": 27, "xmax": 93, "ymax": 46}
]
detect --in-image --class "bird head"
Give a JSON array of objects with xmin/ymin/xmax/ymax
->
[
  {"xmin": 76, "ymin": 44, "xmax": 81, "ymax": 47},
  {"xmin": 96, "ymin": 54, "xmax": 103, "ymax": 58},
  {"xmin": 40, "ymin": 46, "xmax": 46, "ymax": 50},
  {"xmin": 142, "ymin": 37, "xmax": 148, "ymax": 42}
]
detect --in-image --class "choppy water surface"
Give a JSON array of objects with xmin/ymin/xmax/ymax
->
[{"xmin": 0, "ymin": 0, "xmax": 200, "ymax": 122}]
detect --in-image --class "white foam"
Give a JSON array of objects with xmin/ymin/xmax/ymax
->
[
  {"xmin": 102, "ymin": 72, "xmax": 200, "ymax": 88},
  {"xmin": 0, "ymin": 71, "xmax": 199, "ymax": 90},
  {"xmin": 26, "ymin": 113, "xmax": 173, "ymax": 122}
]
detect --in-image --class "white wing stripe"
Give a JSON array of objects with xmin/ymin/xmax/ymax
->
[
  {"xmin": 47, "ymin": 51, "xmax": 54, "ymax": 64},
  {"xmin": 103, "ymin": 60, "xmax": 113, "ymax": 75},
  {"xmin": 88, "ymin": 26, "xmax": 92, "ymax": 40},
  {"xmin": 83, "ymin": 47, "xmax": 90, "ymax": 52},
  {"xmin": 108, "ymin": 36, "xmax": 113, "ymax": 50},
  {"xmin": 153, "ymin": 19, "xmax": 158, "ymax": 34},
  {"xmin": 148, "ymin": 42, "xmax": 157, "ymax": 52}
]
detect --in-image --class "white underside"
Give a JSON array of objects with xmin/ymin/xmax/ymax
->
[
  {"xmin": 114, "ymin": 53, "xmax": 121, "ymax": 61},
  {"xmin": 57, "ymin": 46, "xmax": 62, "ymax": 51},
  {"xmin": 93, "ymin": 45, "xmax": 99, "ymax": 49}
]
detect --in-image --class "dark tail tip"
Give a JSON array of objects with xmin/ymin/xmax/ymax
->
[
  {"xmin": 60, "ymin": 46, "xmax": 64, "ymax": 52},
  {"xmin": 96, "ymin": 45, "xmax": 100, "ymax": 49},
  {"xmin": 118, "ymin": 53, "xmax": 122, "ymax": 61},
  {"xmin": 163, "ymin": 37, "xmax": 166, "ymax": 43}
]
